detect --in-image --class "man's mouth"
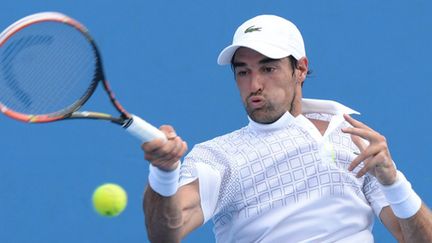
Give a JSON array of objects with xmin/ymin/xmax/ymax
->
[{"xmin": 247, "ymin": 95, "xmax": 265, "ymax": 109}]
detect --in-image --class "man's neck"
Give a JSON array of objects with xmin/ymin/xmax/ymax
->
[{"xmin": 307, "ymin": 118, "xmax": 330, "ymax": 136}]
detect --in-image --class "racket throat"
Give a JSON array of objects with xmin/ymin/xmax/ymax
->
[{"xmin": 121, "ymin": 117, "xmax": 133, "ymax": 128}]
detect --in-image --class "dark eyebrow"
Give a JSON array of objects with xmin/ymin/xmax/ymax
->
[
  {"xmin": 232, "ymin": 57, "xmax": 280, "ymax": 69},
  {"xmin": 259, "ymin": 57, "xmax": 279, "ymax": 64},
  {"xmin": 231, "ymin": 61, "xmax": 246, "ymax": 69}
]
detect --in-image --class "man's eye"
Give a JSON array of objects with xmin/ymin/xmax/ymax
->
[
  {"xmin": 237, "ymin": 70, "xmax": 248, "ymax": 76},
  {"xmin": 262, "ymin": 67, "xmax": 275, "ymax": 73}
]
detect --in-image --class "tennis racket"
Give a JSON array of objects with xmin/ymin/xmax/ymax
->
[{"xmin": 0, "ymin": 12, "xmax": 166, "ymax": 143}]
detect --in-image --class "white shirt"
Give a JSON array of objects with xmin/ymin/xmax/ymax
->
[{"xmin": 179, "ymin": 98, "xmax": 389, "ymax": 243}]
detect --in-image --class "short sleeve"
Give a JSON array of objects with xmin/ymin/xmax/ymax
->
[
  {"xmin": 179, "ymin": 145, "xmax": 224, "ymax": 223},
  {"xmin": 363, "ymin": 173, "xmax": 390, "ymax": 217}
]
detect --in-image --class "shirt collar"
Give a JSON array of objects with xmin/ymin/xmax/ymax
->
[
  {"xmin": 247, "ymin": 98, "xmax": 360, "ymax": 132},
  {"xmin": 247, "ymin": 110, "xmax": 295, "ymax": 132},
  {"xmin": 301, "ymin": 98, "xmax": 360, "ymax": 115}
]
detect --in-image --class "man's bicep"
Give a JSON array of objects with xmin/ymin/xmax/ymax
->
[{"xmin": 178, "ymin": 179, "xmax": 205, "ymax": 238}]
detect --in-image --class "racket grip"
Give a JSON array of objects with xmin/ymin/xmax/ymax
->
[{"xmin": 125, "ymin": 115, "xmax": 167, "ymax": 143}]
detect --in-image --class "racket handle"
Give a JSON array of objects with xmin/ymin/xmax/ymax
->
[{"xmin": 125, "ymin": 115, "xmax": 167, "ymax": 143}]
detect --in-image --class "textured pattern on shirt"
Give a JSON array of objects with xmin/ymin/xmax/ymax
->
[{"xmin": 180, "ymin": 115, "xmax": 383, "ymax": 238}]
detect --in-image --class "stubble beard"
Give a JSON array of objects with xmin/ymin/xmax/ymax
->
[
  {"xmin": 246, "ymin": 90, "xmax": 298, "ymax": 124},
  {"xmin": 246, "ymin": 100, "xmax": 285, "ymax": 124}
]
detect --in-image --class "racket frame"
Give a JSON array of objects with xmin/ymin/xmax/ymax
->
[{"xmin": 0, "ymin": 12, "xmax": 131, "ymax": 125}]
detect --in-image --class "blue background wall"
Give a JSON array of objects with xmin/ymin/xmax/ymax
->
[{"xmin": 0, "ymin": 1, "xmax": 431, "ymax": 242}]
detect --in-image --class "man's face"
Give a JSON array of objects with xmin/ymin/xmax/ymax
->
[{"xmin": 232, "ymin": 47, "xmax": 305, "ymax": 124}]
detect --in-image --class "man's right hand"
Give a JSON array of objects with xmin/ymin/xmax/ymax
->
[{"xmin": 141, "ymin": 125, "xmax": 188, "ymax": 171}]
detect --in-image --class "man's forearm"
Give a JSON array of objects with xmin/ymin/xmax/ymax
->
[
  {"xmin": 399, "ymin": 204, "xmax": 432, "ymax": 243},
  {"xmin": 144, "ymin": 186, "xmax": 183, "ymax": 243}
]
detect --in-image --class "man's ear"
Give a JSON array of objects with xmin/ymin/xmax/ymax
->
[{"xmin": 296, "ymin": 57, "xmax": 309, "ymax": 85}]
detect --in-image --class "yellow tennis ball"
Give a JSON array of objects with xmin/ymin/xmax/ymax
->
[{"xmin": 92, "ymin": 183, "xmax": 127, "ymax": 217}]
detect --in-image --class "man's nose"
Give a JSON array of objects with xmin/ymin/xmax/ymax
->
[{"xmin": 250, "ymin": 73, "xmax": 263, "ymax": 92}]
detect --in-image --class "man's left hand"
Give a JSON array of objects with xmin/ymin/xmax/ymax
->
[{"xmin": 341, "ymin": 114, "xmax": 397, "ymax": 185}]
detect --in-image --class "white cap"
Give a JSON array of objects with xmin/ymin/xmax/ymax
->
[{"xmin": 217, "ymin": 15, "xmax": 306, "ymax": 65}]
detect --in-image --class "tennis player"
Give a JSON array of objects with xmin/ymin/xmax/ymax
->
[{"xmin": 141, "ymin": 15, "xmax": 432, "ymax": 242}]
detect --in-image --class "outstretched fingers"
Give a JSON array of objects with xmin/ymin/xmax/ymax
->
[
  {"xmin": 347, "ymin": 134, "xmax": 368, "ymax": 172},
  {"xmin": 343, "ymin": 114, "xmax": 371, "ymax": 130},
  {"xmin": 355, "ymin": 151, "xmax": 388, "ymax": 177},
  {"xmin": 341, "ymin": 114, "xmax": 397, "ymax": 184}
]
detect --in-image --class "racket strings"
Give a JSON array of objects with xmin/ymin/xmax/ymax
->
[
  {"xmin": 3, "ymin": 35, "xmax": 58, "ymax": 109},
  {"xmin": 1, "ymin": 35, "xmax": 53, "ymax": 108},
  {"xmin": 0, "ymin": 21, "xmax": 98, "ymax": 116},
  {"xmin": 1, "ymin": 31, "xmax": 74, "ymax": 113},
  {"xmin": 19, "ymin": 26, "xmax": 92, "ymax": 112},
  {"xmin": 28, "ymin": 29, "xmax": 92, "ymax": 113}
]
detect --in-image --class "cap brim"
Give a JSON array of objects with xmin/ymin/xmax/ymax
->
[{"xmin": 217, "ymin": 41, "xmax": 292, "ymax": 65}]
